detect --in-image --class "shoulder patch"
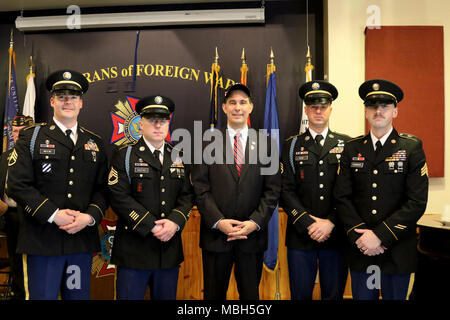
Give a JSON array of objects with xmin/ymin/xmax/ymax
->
[
  {"xmin": 23, "ymin": 122, "xmax": 46, "ymax": 131},
  {"xmin": 80, "ymin": 126, "xmax": 102, "ymax": 139}
]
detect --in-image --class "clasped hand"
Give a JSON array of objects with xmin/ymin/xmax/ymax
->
[
  {"xmin": 354, "ymin": 228, "xmax": 387, "ymax": 256},
  {"xmin": 55, "ymin": 209, "xmax": 93, "ymax": 234},
  {"xmin": 152, "ymin": 219, "xmax": 178, "ymax": 242},
  {"xmin": 217, "ymin": 219, "xmax": 257, "ymax": 242}
]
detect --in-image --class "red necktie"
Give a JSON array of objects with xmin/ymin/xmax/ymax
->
[{"xmin": 234, "ymin": 132, "xmax": 244, "ymax": 175}]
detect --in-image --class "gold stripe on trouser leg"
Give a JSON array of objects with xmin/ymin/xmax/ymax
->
[
  {"xmin": 22, "ymin": 254, "xmax": 30, "ymax": 300},
  {"xmin": 406, "ymin": 273, "xmax": 415, "ymax": 300},
  {"xmin": 113, "ymin": 267, "xmax": 117, "ymax": 300}
]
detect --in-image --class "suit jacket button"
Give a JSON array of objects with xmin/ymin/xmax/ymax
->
[
  {"xmin": 161, "ymin": 188, "xmax": 165, "ymax": 192},
  {"xmin": 319, "ymin": 172, "xmax": 324, "ymax": 176},
  {"xmin": 67, "ymin": 193, "xmax": 72, "ymax": 199},
  {"xmin": 372, "ymin": 196, "xmax": 377, "ymax": 201},
  {"xmin": 372, "ymin": 183, "xmax": 377, "ymax": 188},
  {"xmin": 69, "ymin": 181, "xmax": 74, "ymax": 185},
  {"xmin": 71, "ymin": 156, "xmax": 75, "ymax": 160},
  {"xmin": 319, "ymin": 184, "xmax": 324, "ymax": 189},
  {"xmin": 161, "ymin": 201, "xmax": 166, "ymax": 205},
  {"xmin": 161, "ymin": 213, "xmax": 166, "ymax": 218},
  {"xmin": 319, "ymin": 160, "xmax": 324, "ymax": 165},
  {"xmin": 161, "ymin": 176, "xmax": 164, "ymax": 180},
  {"xmin": 319, "ymin": 196, "xmax": 324, "ymax": 200},
  {"xmin": 372, "ymin": 209, "xmax": 377, "ymax": 214},
  {"xmin": 373, "ymin": 169, "xmax": 378, "ymax": 175},
  {"xmin": 70, "ymin": 168, "xmax": 74, "ymax": 173}
]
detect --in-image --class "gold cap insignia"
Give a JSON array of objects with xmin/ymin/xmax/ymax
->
[
  {"xmin": 312, "ymin": 82, "xmax": 320, "ymax": 90},
  {"xmin": 154, "ymin": 96, "xmax": 163, "ymax": 104},
  {"xmin": 63, "ymin": 71, "xmax": 72, "ymax": 80},
  {"xmin": 372, "ymin": 83, "xmax": 380, "ymax": 91}
]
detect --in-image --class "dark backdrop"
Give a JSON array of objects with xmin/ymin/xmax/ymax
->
[{"xmin": 0, "ymin": 0, "xmax": 324, "ymax": 158}]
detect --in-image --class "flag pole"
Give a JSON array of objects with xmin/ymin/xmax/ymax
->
[{"xmin": 267, "ymin": 48, "xmax": 281, "ymax": 301}]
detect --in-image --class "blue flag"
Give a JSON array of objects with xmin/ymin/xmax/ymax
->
[
  {"xmin": 3, "ymin": 46, "xmax": 19, "ymax": 152},
  {"xmin": 263, "ymin": 70, "xmax": 280, "ymax": 271}
]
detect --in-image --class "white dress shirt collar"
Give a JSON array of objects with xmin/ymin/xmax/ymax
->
[{"xmin": 370, "ymin": 126, "xmax": 393, "ymax": 150}]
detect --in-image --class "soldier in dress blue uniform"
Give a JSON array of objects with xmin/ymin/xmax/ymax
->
[
  {"xmin": 333, "ymin": 79, "xmax": 429, "ymax": 300},
  {"xmin": 281, "ymin": 81, "xmax": 351, "ymax": 300},
  {"xmin": 6, "ymin": 70, "xmax": 109, "ymax": 300},
  {"xmin": 108, "ymin": 95, "xmax": 194, "ymax": 300}
]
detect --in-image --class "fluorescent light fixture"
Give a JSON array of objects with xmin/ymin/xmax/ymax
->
[{"xmin": 15, "ymin": 8, "xmax": 265, "ymax": 31}]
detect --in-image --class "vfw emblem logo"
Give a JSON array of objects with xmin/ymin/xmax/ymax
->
[
  {"xmin": 91, "ymin": 219, "xmax": 116, "ymax": 277},
  {"xmin": 110, "ymin": 96, "xmax": 172, "ymax": 146}
]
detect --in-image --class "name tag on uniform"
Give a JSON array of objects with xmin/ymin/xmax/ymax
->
[
  {"xmin": 40, "ymin": 148, "xmax": 55, "ymax": 155},
  {"xmin": 134, "ymin": 167, "xmax": 149, "ymax": 174},
  {"xmin": 351, "ymin": 162, "xmax": 364, "ymax": 168},
  {"xmin": 295, "ymin": 155, "xmax": 308, "ymax": 161}
]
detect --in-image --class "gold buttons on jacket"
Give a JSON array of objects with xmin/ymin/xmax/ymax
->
[
  {"xmin": 67, "ymin": 193, "xmax": 72, "ymax": 199},
  {"xmin": 372, "ymin": 196, "xmax": 377, "ymax": 201},
  {"xmin": 372, "ymin": 209, "xmax": 377, "ymax": 215},
  {"xmin": 373, "ymin": 170, "xmax": 378, "ymax": 175}
]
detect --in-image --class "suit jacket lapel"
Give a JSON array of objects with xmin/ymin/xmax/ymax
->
[
  {"xmin": 161, "ymin": 143, "xmax": 173, "ymax": 174},
  {"xmin": 44, "ymin": 119, "xmax": 73, "ymax": 150},
  {"xmin": 238, "ymin": 134, "xmax": 254, "ymax": 182},
  {"xmin": 375, "ymin": 129, "xmax": 399, "ymax": 165},
  {"xmin": 361, "ymin": 133, "xmax": 376, "ymax": 164},
  {"xmin": 319, "ymin": 131, "xmax": 337, "ymax": 159},
  {"xmin": 302, "ymin": 129, "xmax": 319, "ymax": 156},
  {"xmin": 134, "ymin": 138, "xmax": 161, "ymax": 171},
  {"xmin": 73, "ymin": 126, "xmax": 84, "ymax": 152}
]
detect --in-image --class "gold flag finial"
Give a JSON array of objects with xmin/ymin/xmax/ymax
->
[
  {"xmin": 29, "ymin": 56, "xmax": 34, "ymax": 72},
  {"xmin": 241, "ymin": 48, "xmax": 246, "ymax": 64},
  {"xmin": 214, "ymin": 47, "xmax": 219, "ymax": 64},
  {"xmin": 9, "ymin": 28, "xmax": 14, "ymax": 48},
  {"xmin": 270, "ymin": 47, "xmax": 275, "ymax": 65}
]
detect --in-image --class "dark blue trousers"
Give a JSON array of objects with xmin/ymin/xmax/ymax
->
[
  {"xmin": 24, "ymin": 253, "xmax": 92, "ymax": 300},
  {"xmin": 116, "ymin": 266, "xmax": 179, "ymax": 300},
  {"xmin": 350, "ymin": 269, "xmax": 412, "ymax": 300},
  {"xmin": 287, "ymin": 249, "xmax": 347, "ymax": 300}
]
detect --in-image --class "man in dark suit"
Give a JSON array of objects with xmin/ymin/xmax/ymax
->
[
  {"xmin": 281, "ymin": 81, "xmax": 350, "ymax": 300},
  {"xmin": 192, "ymin": 83, "xmax": 281, "ymax": 300},
  {"xmin": 0, "ymin": 114, "xmax": 33, "ymax": 300},
  {"xmin": 6, "ymin": 70, "xmax": 108, "ymax": 300},
  {"xmin": 334, "ymin": 79, "xmax": 428, "ymax": 300},
  {"xmin": 108, "ymin": 95, "xmax": 194, "ymax": 300}
]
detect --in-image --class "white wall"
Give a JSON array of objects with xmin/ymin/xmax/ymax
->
[{"xmin": 327, "ymin": 0, "xmax": 449, "ymax": 214}]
